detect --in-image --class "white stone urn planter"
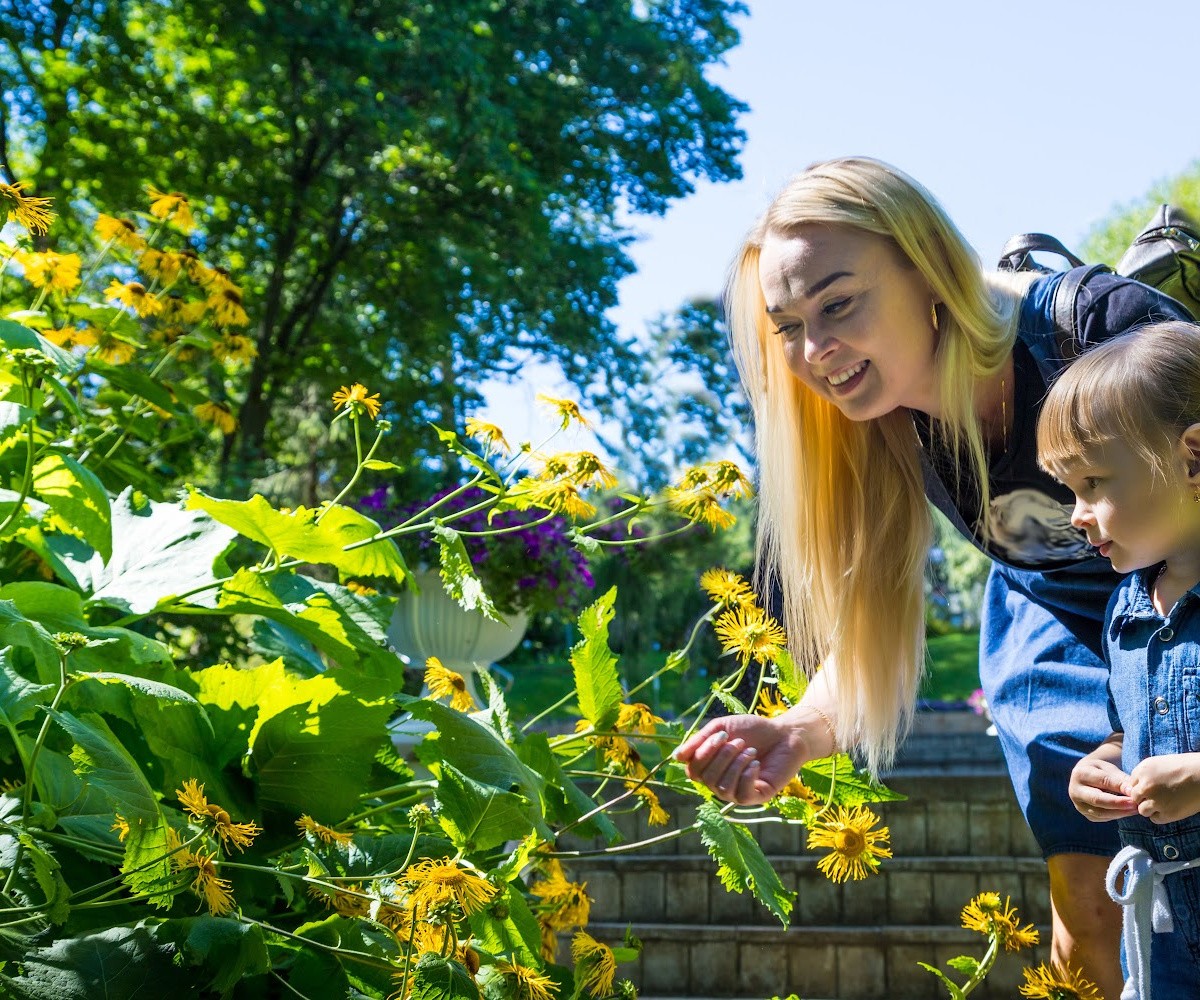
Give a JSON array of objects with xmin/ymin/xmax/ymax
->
[{"xmin": 388, "ymin": 569, "xmax": 528, "ymax": 746}]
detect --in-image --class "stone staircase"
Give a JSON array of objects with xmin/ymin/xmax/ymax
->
[{"xmin": 561, "ymin": 710, "xmax": 1054, "ymax": 1000}]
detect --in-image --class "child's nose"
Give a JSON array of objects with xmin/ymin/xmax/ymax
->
[{"xmin": 1069, "ymin": 499, "xmax": 1092, "ymax": 529}]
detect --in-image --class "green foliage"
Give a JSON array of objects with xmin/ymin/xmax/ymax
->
[{"xmin": 695, "ymin": 800, "xmax": 796, "ymax": 927}]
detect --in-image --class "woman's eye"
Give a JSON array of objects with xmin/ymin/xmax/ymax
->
[
  {"xmin": 775, "ymin": 322, "xmax": 801, "ymax": 340},
  {"xmin": 823, "ymin": 297, "xmax": 851, "ymax": 316}
]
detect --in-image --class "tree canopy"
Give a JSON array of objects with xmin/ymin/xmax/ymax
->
[{"xmin": 2, "ymin": 0, "xmax": 748, "ymax": 493}]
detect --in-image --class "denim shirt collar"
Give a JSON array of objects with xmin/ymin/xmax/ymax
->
[{"xmin": 1108, "ymin": 563, "xmax": 1200, "ymax": 639}]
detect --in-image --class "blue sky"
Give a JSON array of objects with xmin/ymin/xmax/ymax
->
[{"xmin": 484, "ymin": 0, "xmax": 1200, "ymax": 446}]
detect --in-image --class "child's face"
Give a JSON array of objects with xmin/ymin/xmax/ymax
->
[{"xmin": 1056, "ymin": 437, "xmax": 1199, "ymax": 574}]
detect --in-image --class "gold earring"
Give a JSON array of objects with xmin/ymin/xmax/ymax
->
[
  {"xmin": 1194, "ymin": 488, "xmax": 1199, "ymax": 503},
  {"xmin": 930, "ymin": 302, "xmax": 939, "ymax": 332}
]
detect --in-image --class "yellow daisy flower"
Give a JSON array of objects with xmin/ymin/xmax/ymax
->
[
  {"xmin": 139, "ymin": 247, "xmax": 188, "ymax": 283},
  {"xmin": 402, "ymin": 856, "xmax": 494, "ymax": 919},
  {"xmin": 538, "ymin": 917, "xmax": 559, "ymax": 963},
  {"xmin": 212, "ymin": 332, "xmax": 257, "ymax": 364},
  {"xmin": 105, "ymin": 279, "xmax": 163, "ymax": 318},
  {"xmin": 616, "ymin": 702, "xmax": 662, "ymax": 735},
  {"xmin": 345, "ymin": 580, "xmax": 378, "ymax": 596},
  {"xmin": 571, "ymin": 931, "xmax": 616, "ymax": 998},
  {"xmin": 665, "ymin": 485, "xmax": 736, "ymax": 530},
  {"xmin": 464, "ymin": 416, "xmax": 509, "ymax": 452},
  {"xmin": 779, "ymin": 776, "xmax": 822, "ymax": 806},
  {"xmin": 295, "ymin": 814, "xmax": 354, "ymax": 847},
  {"xmin": 518, "ymin": 477, "xmax": 596, "ymax": 519},
  {"xmin": 95, "ymin": 214, "xmax": 145, "ymax": 251},
  {"xmin": 173, "ymin": 845, "xmax": 235, "ymax": 916},
  {"xmin": 679, "ymin": 460, "xmax": 753, "ymax": 498},
  {"xmin": 194, "ymin": 401, "xmax": 238, "ymax": 435},
  {"xmin": 698, "ymin": 567, "xmax": 757, "ymax": 609},
  {"xmin": 94, "ymin": 334, "xmax": 138, "ymax": 366},
  {"xmin": 539, "ymin": 451, "xmax": 617, "ymax": 489},
  {"xmin": 43, "ymin": 326, "xmax": 84, "ymax": 349},
  {"xmin": 146, "ymin": 185, "xmax": 195, "ymax": 232},
  {"xmin": 537, "ymin": 391, "xmax": 590, "ymax": 429},
  {"xmin": 496, "ymin": 961, "xmax": 558, "ymax": 1000},
  {"xmin": 71, "ymin": 325, "xmax": 100, "ymax": 348},
  {"xmin": 159, "ymin": 295, "xmax": 207, "ymax": 325},
  {"xmin": 207, "ymin": 285, "xmax": 249, "ymax": 327},
  {"xmin": 424, "ymin": 656, "xmax": 476, "ymax": 713},
  {"xmin": 962, "ymin": 892, "xmax": 1040, "ymax": 952},
  {"xmin": 530, "ymin": 859, "xmax": 591, "ymax": 931},
  {"xmin": 331, "ymin": 383, "xmax": 382, "ymax": 420},
  {"xmin": 1, "ymin": 180, "xmax": 54, "ymax": 234},
  {"xmin": 630, "ymin": 783, "xmax": 670, "ymax": 826},
  {"xmin": 17, "ymin": 250, "xmax": 82, "ymax": 292},
  {"xmin": 713, "ymin": 604, "xmax": 787, "ymax": 666},
  {"xmin": 111, "ymin": 814, "xmax": 130, "ymax": 843},
  {"xmin": 806, "ymin": 805, "xmax": 892, "ymax": 883},
  {"xmin": 755, "ymin": 686, "xmax": 790, "ymax": 718},
  {"xmin": 176, "ymin": 778, "xmax": 261, "ymax": 852},
  {"xmin": 1019, "ymin": 962, "xmax": 1102, "ymax": 1000}
]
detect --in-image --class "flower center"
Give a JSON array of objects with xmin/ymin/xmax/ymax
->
[{"xmin": 834, "ymin": 828, "xmax": 865, "ymax": 855}]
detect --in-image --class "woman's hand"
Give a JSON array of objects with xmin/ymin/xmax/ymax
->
[{"xmin": 672, "ymin": 712, "xmax": 814, "ymax": 806}]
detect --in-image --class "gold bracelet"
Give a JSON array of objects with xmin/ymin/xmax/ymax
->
[{"xmin": 798, "ymin": 705, "xmax": 840, "ymax": 756}]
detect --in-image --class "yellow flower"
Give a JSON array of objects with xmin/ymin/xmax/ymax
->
[
  {"xmin": 666, "ymin": 485, "xmax": 736, "ymax": 530},
  {"xmin": 530, "ymin": 859, "xmax": 591, "ymax": 931},
  {"xmin": 679, "ymin": 460, "xmax": 753, "ymax": 498},
  {"xmin": 424, "ymin": 656, "xmax": 476, "ymax": 712},
  {"xmin": 331, "ymin": 383, "xmax": 382, "ymax": 420},
  {"xmin": 630, "ymin": 783, "xmax": 669, "ymax": 826},
  {"xmin": 212, "ymin": 332, "xmax": 257, "ymax": 364},
  {"xmin": 1019, "ymin": 962, "xmax": 1102, "ymax": 1000},
  {"xmin": 146, "ymin": 185, "xmax": 195, "ymax": 231},
  {"xmin": 616, "ymin": 702, "xmax": 662, "ymax": 735},
  {"xmin": 174, "ymin": 846, "xmax": 235, "ymax": 916},
  {"xmin": 962, "ymin": 892, "xmax": 1040, "ymax": 952},
  {"xmin": 496, "ymin": 961, "xmax": 558, "ymax": 1000},
  {"xmin": 1, "ymin": 180, "xmax": 54, "ymax": 235},
  {"xmin": 517, "ymin": 477, "xmax": 596, "ymax": 520},
  {"xmin": 571, "ymin": 931, "xmax": 616, "ymax": 998},
  {"xmin": 94, "ymin": 333, "xmax": 138, "ymax": 366},
  {"xmin": 71, "ymin": 325, "xmax": 100, "ymax": 348},
  {"xmin": 95, "ymin": 214, "xmax": 146, "ymax": 251},
  {"xmin": 111, "ymin": 814, "xmax": 130, "ymax": 843},
  {"xmin": 139, "ymin": 247, "xmax": 187, "ymax": 282},
  {"xmin": 17, "ymin": 250, "xmax": 82, "ymax": 292},
  {"xmin": 346, "ymin": 580, "xmax": 378, "ymax": 597},
  {"xmin": 329, "ymin": 882, "xmax": 371, "ymax": 919},
  {"xmin": 43, "ymin": 326, "xmax": 85, "ymax": 349},
  {"xmin": 713, "ymin": 605, "xmax": 787, "ymax": 666},
  {"xmin": 296, "ymin": 814, "xmax": 354, "ymax": 846},
  {"xmin": 537, "ymin": 391, "xmax": 591, "ymax": 429},
  {"xmin": 779, "ymin": 776, "xmax": 822, "ymax": 806},
  {"xmin": 402, "ymin": 856, "xmax": 494, "ymax": 919},
  {"xmin": 465, "ymin": 416, "xmax": 509, "ymax": 452},
  {"xmin": 159, "ymin": 295, "xmax": 207, "ymax": 325},
  {"xmin": 699, "ymin": 567, "xmax": 756, "ymax": 609},
  {"xmin": 105, "ymin": 279, "xmax": 163, "ymax": 318},
  {"xmin": 539, "ymin": 451, "xmax": 617, "ymax": 489},
  {"xmin": 194, "ymin": 401, "xmax": 238, "ymax": 435},
  {"xmin": 207, "ymin": 285, "xmax": 249, "ymax": 327},
  {"xmin": 806, "ymin": 805, "xmax": 892, "ymax": 883},
  {"xmin": 755, "ymin": 686, "xmax": 790, "ymax": 718},
  {"xmin": 176, "ymin": 778, "xmax": 261, "ymax": 852},
  {"xmin": 537, "ymin": 917, "xmax": 559, "ymax": 962}
]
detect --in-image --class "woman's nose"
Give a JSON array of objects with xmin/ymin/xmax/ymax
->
[{"xmin": 803, "ymin": 326, "xmax": 837, "ymax": 366}]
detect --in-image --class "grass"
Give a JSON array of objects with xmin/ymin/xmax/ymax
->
[{"xmin": 921, "ymin": 630, "xmax": 981, "ymax": 702}]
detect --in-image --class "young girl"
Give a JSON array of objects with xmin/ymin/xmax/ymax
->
[
  {"xmin": 1038, "ymin": 320, "xmax": 1200, "ymax": 1000},
  {"xmin": 672, "ymin": 157, "xmax": 1192, "ymax": 996}
]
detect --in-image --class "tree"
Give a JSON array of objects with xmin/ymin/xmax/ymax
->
[
  {"xmin": 1079, "ymin": 160, "xmax": 1200, "ymax": 263},
  {"xmin": 2, "ymin": 0, "xmax": 748, "ymax": 493}
]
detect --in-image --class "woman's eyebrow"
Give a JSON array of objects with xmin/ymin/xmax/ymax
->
[{"xmin": 765, "ymin": 270, "xmax": 853, "ymax": 313}]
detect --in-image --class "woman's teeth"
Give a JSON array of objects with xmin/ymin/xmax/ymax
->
[{"xmin": 827, "ymin": 360, "xmax": 867, "ymax": 386}]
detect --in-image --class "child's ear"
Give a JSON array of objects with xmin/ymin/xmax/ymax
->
[{"xmin": 1179, "ymin": 422, "xmax": 1200, "ymax": 480}]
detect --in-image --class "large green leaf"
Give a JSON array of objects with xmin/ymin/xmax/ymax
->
[
  {"xmin": 800, "ymin": 754, "xmax": 907, "ymax": 807},
  {"xmin": 0, "ymin": 318, "xmax": 76, "ymax": 374},
  {"xmin": 120, "ymin": 814, "xmax": 176, "ymax": 909},
  {"xmin": 516, "ymin": 732, "xmax": 619, "ymax": 843},
  {"xmin": 435, "ymin": 762, "xmax": 539, "ymax": 853},
  {"xmin": 251, "ymin": 692, "xmax": 392, "ymax": 820},
  {"xmin": 0, "ymin": 831, "xmax": 70, "ymax": 927},
  {"xmin": 50, "ymin": 488, "xmax": 236, "ymax": 614},
  {"xmin": 144, "ymin": 917, "xmax": 270, "ymax": 995},
  {"xmin": 570, "ymin": 588, "xmax": 622, "ymax": 731},
  {"xmin": 466, "ymin": 882, "xmax": 542, "ymax": 966},
  {"xmin": 433, "ymin": 524, "xmax": 499, "ymax": 619},
  {"xmin": 186, "ymin": 490, "xmax": 410, "ymax": 585},
  {"xmin": 48, "ymin": 710, "xmax": 160, "ymax": 825},
  {"xmin": 0, "ymin": 599, "xmax": 59, "ymax": 679},
  {"xmin": 32, "ymin": 748, "xmax": 128, "ymax": 854},
  {"xmin": 404, "ymin": 697, "xmax": 545, "ymax": 804},
  {"xmin": 0, "ymin": 646, "xmax": 53, "ymax": 730},
  {"xmin": 32, "ymin": 453, "xmax": 112, "ymax": 562},
  {"xmin": 2, "ymin": 925, "xmax": 186, "ymax": 999},
  {"xmin": 410, "ymin": 952, "xmax": 481, "ymax": 1000},
  {"xmin": 695, "ymin": 800, "xmax": 794, "ymax": 927}
]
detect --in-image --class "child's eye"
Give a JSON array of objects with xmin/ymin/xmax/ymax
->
[{"xmin": 1085, "ymin": 476, "xmax": 1103, "ymax": 490}]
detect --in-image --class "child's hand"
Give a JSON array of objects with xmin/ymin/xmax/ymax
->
[
  {"xmin": 1069, "ymin": 754, "xmax": 1138, "ymax": 822},
  {"xmin": 1127, "ymin": 753, "xmax": 1200, "ymax": 824}
]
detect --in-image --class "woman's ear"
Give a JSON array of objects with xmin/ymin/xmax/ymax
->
[{"xmin": 1178, "ymin": 422, "xmax": 1200, "ymax": 481}]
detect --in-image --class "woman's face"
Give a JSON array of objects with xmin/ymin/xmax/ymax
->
[{"xmin": 758, "ymin": 225, "xmax": 941, "ymax": 420}]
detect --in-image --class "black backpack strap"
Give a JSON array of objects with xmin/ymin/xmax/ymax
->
[
  {"xmin": 1051, "ymin": 263, "xmax": 1113, "ymax": 360},
  {"xmin": 998, "ymin": 233, "xmax": 1087, "ymax": 272}
]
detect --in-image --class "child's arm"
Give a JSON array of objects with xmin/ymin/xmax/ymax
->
[
  {"xmin": 1069, "ymin": 732, "xmax": 1139, "ymax": 822},
  {"xmin": 1127, "ymin": 752, "xmax": 1200, "ymax": 824}
]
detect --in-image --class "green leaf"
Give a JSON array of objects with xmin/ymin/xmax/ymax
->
[
  {"xmin": 946, "ymin": 955, "xmax": 980, "ymax": 976},
  {"xmin": 186, "ymin": 490, "xmax": 411, "ymax": 585},
  {"xmin": 0, "ymin": 401, "xmax": 35, "ymax": 451},
  {"xmin": 917, "ymin": 962, "xmax": 965, "ymax": 1000},
  {"xmin": 120, "ymin": 814, "xmax": 177, "ymax": 909},
  {"xmin": 435, "ymin": 762, "xmax": 539, "ymax": 852},
  {"xmin": 8, "ymin": 833, "xmax": 70, "ymax": 925},
  {"xmin": 711, "ymin": 685, "xmax": 747, "ymax": 714},
  {"xmin": 0, "ymin": 599, "xmax": 59, "ymax": 678},
  {"xmin": 0, "ymin": 318, "xmax": 76, "ymax": 374},
  {"xmin": 800, "ymin": 755, "xmax": 906, "ymax": 808},
  {"xmin": 433, "ymin": 523, "xmax": 499, "ymax": 620},
  {"xmin": 32, "ymin": 747, "xmax": 129, "ymax": 853},
  {"xmin": 51, "ymin": 487, "xmax": 236, "ymax": 613},
  {"xmin": 466, "ymin": 882, "xmax": 542, "ymax": 966},
  {"xmin": 32, "ymin": 453, "xmax": 112, "ymax": 561},
  {"xmin": 0, "ymin": 646, "xmax": 54, "ymax": 729},
  {"xmin": 695, "ymin": 800, "xmax": 795, "ymax": 927},
  {"xmin": 515, "ymin": 733, "xmax": 619, "ymax": 843},
  {"xmin": 251, "ymin": 692, "xmax": 392, "ymax": 820},
  {"xmin": 774, "ymin": 649, "xmax": 807, "ymax": 703},
  {"xmin": 144, "ymin": 917, "xmax": 271, "ymax": 995},
  {"xmin": 570, "ymin": 588, "xmax": 622, "ymax": 731},
  {"xmin": 474, "ymin": 667, "xmax": 513, "ymax": 742},
  {"xmin": 48, "ymin": 710, "xmax": 160, "ymax": 824},
  {"xmin": 432, "ymin": 425, "xmax": 502, "ymax": 484},
  {"xmin": 2, "ymin": 925, "xmax": 183, "ymax": 999},
  {"xmin": 410, "ymin": 952, "xmax": 481, "ymax": 1000}
]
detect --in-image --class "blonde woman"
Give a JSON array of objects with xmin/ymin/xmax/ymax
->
[{"xmin": 673, "ymin": 157, "xmax": 1190, "ymax": 995}]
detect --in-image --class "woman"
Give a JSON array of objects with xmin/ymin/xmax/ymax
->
[{"xmin": 672, "ymin": 157, "xmax": 1190, "ymax": 995}]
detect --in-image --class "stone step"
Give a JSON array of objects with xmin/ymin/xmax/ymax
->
[
  {"xmin": 586, "ymin": 921, "xmax": 1052, "ymax": 1000},
  {"xmin": 567, "ymin": 853, "xmax": 1051, "ymax": 929}
]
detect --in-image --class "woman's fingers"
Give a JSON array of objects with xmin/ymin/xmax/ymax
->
[{"xmin": 673, "ymin": 720, "xmax": 731, "ymax": 765}]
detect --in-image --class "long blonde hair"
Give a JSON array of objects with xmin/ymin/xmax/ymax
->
[
  {"xmin": 727, "ymin": 157, "xmax": 1020, "ymax": 772},
  {"xmin": 1038, "ymin": 321, "xmax": 1200, "ymax": 482}
]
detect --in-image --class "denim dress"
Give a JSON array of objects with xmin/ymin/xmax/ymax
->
[
  {"xmin": 922, "ymin": 271, "xmax": 1191, "ymax": 858},
  {"xmin": 1106, "ymin": 569, "xmax": 1200, "ymax": 989}
]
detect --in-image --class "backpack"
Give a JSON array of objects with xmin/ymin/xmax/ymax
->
[{"xmin": 997, "ymin": 204, "xmax": 1200, "ymax": 344}]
